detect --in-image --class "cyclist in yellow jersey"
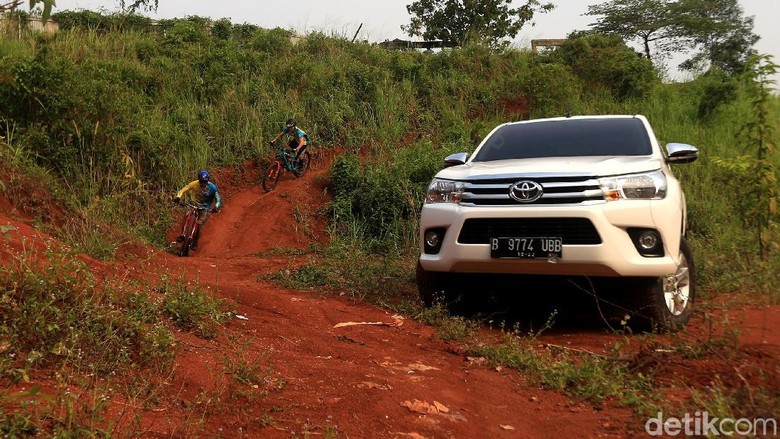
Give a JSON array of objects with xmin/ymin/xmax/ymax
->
[{"xmin": 173, "ymin": 169, "xmax": 222, "ymax": 251}]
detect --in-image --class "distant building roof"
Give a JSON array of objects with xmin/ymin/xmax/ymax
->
[
  {"xmin": 531, "ymin": 39, "xmax": 566, "ymax": 53},
  {"xmin": 378, "ymin": 38, "xmax": 458, "ymax": 50}
]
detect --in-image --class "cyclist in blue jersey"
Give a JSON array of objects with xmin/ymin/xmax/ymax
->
[
  {"xmin": 173, "ymin": 169, "xmax": 222, "ymax": 251},
  {"xmin": 270, "ymin": 118, "xmax": 310, "ymax": 161}
]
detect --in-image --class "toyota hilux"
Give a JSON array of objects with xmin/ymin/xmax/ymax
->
[{"xmin": 416, "ymin": 115, "xmax": 699, "ymax": 331}]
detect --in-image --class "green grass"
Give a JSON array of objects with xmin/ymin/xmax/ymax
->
[
  {"xmin": 0, "ymin": 231, "xmax": 238, "ymax": 435},
  {"xmin": 160, "ymin": 276, "xmax": 235, "ymax": 339},
  {"xmin": 0, "ymin": 240, "xmax": 175, "ymax": 375},
  {"xmin": 261, "ymin": 241, "xmax": 418, "ymax": 306},
  {"xmin": 465, "ymin": 332, "xmax": 659, "ymax": 413}
]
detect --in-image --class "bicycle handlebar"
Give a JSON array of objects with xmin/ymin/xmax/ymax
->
[{"xmin": 179, "ymin": 202, "xmax": 208, "ymax": 211}]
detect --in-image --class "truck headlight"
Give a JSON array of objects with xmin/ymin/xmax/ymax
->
[
  {"xmin": 599, "ymin": 170, "xmax": 667, "ymax": 201},
  {"xmin": 425, "ymin": 179, "xmax": 465, "ymax": 204}
]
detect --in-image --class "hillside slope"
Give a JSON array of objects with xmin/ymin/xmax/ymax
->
[{"xmin": 1, "ymin": 153, "xmax": 777, "ymax": 438}]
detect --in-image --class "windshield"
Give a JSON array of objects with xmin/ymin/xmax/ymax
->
[{"xmin": 472, "ymin": 118, "xmax": 653, "ymax": 162}]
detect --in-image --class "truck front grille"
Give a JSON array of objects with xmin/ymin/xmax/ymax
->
[{"xmin": 459, "ymin": 175, "xmax": 604, "ymax": 206}]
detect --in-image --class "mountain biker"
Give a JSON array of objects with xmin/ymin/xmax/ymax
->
[
  {"xmin": 270, "ymin": 118, "xmax": 310, "ymax": 161},
  {"xmin": 173, "ymin": 169, "xmax": 222, "ymax": 251}
]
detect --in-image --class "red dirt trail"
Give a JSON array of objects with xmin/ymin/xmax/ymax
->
[{"xmin": 1, "ymin": 152, "xmax": 777, "ymax": 438}]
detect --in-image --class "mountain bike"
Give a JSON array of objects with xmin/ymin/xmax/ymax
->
[
  {"xmin": 176, "ymin": 202, "xmax": 208, "ymax": 257},
  {"xmin": 262, "ymin": 144, "xmax": 312, "ymax": 192}
]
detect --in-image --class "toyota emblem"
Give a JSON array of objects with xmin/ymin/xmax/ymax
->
[{"xmin": 509, "ymin": 180, "xmax": 543, "ymax": 203}]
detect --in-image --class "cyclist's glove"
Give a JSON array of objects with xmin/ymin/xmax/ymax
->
[
  {"xmin": 173, "ymin": 196, "xmax": 181, "ymax": 204},
  {"xmin": 269, "ymin": 140, "xmax": 276, "ymax": 147}
]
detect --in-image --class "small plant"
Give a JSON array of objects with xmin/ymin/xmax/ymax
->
[
  {"xmin": 60, "ymin": 212, "xmax": 124, "ymax": 261},
  {"xmin": 0, "ymin": 383, "xmax": 114, "ymax": 438},
  {"xmin": 162, "ymin": 278, "xmax": 234, "ymax": 339},
  {"xmin": 415, "ymin": 304, "xmax": 478, "ymax": 341},
  {"xmin": 0, "ymin": 404, "xmax": 38, "ymax": 437},
  {"xmin": 223, "ymin": 351, "xmax": 273, "ymax": 387},
  {"xmin": 685, "ymin": 378, "xmax": 779, "ymax": 436}
]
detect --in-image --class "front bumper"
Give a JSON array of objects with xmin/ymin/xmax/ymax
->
[{"xmin": 418, "ymin": 198, "xmax": 683, "ymax": 277}]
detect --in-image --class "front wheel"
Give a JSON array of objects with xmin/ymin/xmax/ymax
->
[
  {"xmin": 416, "ymin": 261, "xmax": 442, "ymax": 308},
  {"xmin": 180, "ymin": 220, "xmax": 196, "ymax": 257},
  {"xmin": 630, "ymin": 237, "xmax": 696, "ymax": 332},
  {"xmin": 293, "ymin": 151, "xmax": 311, "ymax": 177},
  {"xmin": 262, "ymin": 161, "xmax": 282, "ymax": 192}
]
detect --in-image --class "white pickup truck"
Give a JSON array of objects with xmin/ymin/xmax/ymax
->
[{"xmin": 417, "ymin": 115, "xmax": 699, "ymax": 331}]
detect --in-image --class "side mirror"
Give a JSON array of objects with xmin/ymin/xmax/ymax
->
[
  {"xmin": 443, "ymin": 152, "xmax": 468, "ymax": 168},
  {"xmin": 665, "ymin": 143, "xmax": 698, "ymax": 164}
]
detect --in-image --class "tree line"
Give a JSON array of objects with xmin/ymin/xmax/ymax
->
[{"xmin": 4, "ymin": 0, "xmax": 759, "ymax": 77}]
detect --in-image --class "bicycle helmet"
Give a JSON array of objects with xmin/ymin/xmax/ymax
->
[
  {"xmin": 286, "ymin": 118, "xmax": 296, "ymax": 128},
  {"xmin": 197, "ymin": 169, "xmax": 210, "ymax": 182}
]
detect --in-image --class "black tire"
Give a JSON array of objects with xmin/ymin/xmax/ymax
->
[
  {"xmin": 293, "ymin": 151, "xmax": 311, "ymax": 177},
  {"xmin": 262, "ymin": 162, "xmax": 281, "ymax": 192},
  {"xmin": 415, "ymin": 261, "xmax": 462, "ymax": 312},
  {"xmin": 416, "ymin": 261, "xmax": 442, "ymax": 308},
  {"xmin": 416, "ymin": 261, "xmax": 472, "ymax": 313},
  {"xmin": 628, "ymin": 237, "xmax": 696, "ymax": 332},
  {"xmin": 180, "ymin": 224, "xmax": 195, "ymax": 257}
]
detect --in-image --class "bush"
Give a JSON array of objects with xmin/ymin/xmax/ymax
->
[
  {"xmin": 330, "ymin": 151, "xmax": 361, "ymax": 198},
  {"xmin": 520, "ymin": 61, "xmax": 582, "ymax": 117},
  {"xmin": 692, "ymin": 69, "xmax": 739, "ymax": 120},
  {"xmin": 555, "ymin": 31, "xmax": 658, "ymax": 100}
]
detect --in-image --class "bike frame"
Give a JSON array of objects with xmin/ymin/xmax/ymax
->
[
  {"xmin": 262, "ymin": 147, "xmax": 311, "ymax": 192},
  {"xmin": 179, "ymin": 203, "xmax": 206, "ymax": 256},
  {"xmin": 279, "ymin": 147, "xmax": 300, "ymax": 172}
]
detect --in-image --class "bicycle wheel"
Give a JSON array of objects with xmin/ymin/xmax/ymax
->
[
  {"xmin": 293, "ymin": 151, "xmax": 311, "ymax": 177},
  {"xmin": 262, "ymin": 161, "xmax": 282, "ymax": 192},
  {"xmin": 180, "ymin": 219, "xmax": 195, "ymax": 257}
]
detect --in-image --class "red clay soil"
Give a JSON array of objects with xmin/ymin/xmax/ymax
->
[{"xmin": 1, "ymin": 151, "xmax": 778, "ymax": 439}]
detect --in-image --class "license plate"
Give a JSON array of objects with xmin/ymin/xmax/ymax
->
[{"xmin": 490, "ymin": 237, "xmax": 563, "ymax": 259}]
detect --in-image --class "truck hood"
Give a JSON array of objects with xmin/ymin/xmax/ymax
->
[{"xmin": 436, "ymin": 156, "xmax": 664, "ymax": 180}]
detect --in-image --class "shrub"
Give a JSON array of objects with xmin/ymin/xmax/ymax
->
[
  {"xmin": 329, "ymin": 151, "xmax": 361, "ymax": 197},
  {"xmin": 692, "ymin": 69, "xmax": 739, "ymax": 120},
  {"xmin": 555, "ymin": 31, "xmax": 658, "ymax": 100}
]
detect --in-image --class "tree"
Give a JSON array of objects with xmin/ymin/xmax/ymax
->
[
  {"xmin": 1, "ymin": 0, "xmax": 55, "ymax": 22},
  {"xmin": 585, "ymin": 0, "xmax": 759, "ymax": 75},
  {"xmin": 402, "ymin": 0, "xmax": 554, "ymax": 49},
  {"xmin": 120, "ymin": 0, "xmax": 159, "ymax": 13},
  {"xmin": 672, "ymin": 0, "xmax": 759, "ymax": 75},
  {"xmin": 585, "ymin": 0, "xmax": 676, "ymax": 60},
  {"xmin": 0, "ymin": 1, "xmax": 23, "ymax": 13}
]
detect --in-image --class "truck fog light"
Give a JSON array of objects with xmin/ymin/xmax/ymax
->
[
  {"xmin": 425, "ymin": 231, "xmax": 440, "ymax": 248},
  {"xmin": 627, "ymin": 228, "xmax": 664, "ymax": 257},
  {"xmin": 423, "ymin": 228, "xmax": 445, "ymax": 254},
  {"xmin": 638, "ymin": 231, "xmax": 658, "ymax": 250}
]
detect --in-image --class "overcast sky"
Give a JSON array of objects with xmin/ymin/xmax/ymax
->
[{"xmin": 52, "ymin": 0, "xmax": 780, "ymax": 82}]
